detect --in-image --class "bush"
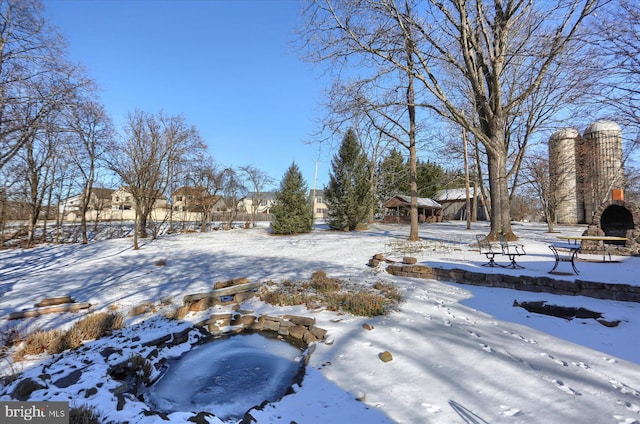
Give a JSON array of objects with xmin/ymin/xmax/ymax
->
[
  {"xmin": 14, "ymin": 312, "xmax": 124, "ymax": 360},
  {"xmin": 69, "ymin": 404, "xmax": 101, "ymax": 424},
  {"xmin": 259, "ymin": 272, "xmax": 401, "ymax": 317}
]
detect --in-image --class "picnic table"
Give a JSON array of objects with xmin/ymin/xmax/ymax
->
[
  {"xmin": 549, "ymin": 242, "xmax": 582, "ymax": 275},
  {"xmin": 556, "ymin": 235, "xmax": 627, "ymax": 262}
]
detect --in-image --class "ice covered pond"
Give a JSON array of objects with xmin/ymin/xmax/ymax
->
[{"xmin": 144, "ymin": 333, "xmax": 305, "ymax": 420}]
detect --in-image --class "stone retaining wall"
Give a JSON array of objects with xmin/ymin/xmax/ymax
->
[
  {"xmin": 386, "ymin": 262, "xmax": 640, "ymax": 303},
  {"xmin": 201, "ymin": 311, "xmax": 328, "ymax": 345}
]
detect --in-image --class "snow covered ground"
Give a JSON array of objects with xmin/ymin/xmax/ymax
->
[{"xmin": 1, "ymin": 221, "xmax": 640, "ymax": 423}]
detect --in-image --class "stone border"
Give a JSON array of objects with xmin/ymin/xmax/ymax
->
[
  {"xmin": 386, "ymin": 262, "xmax": 640, "ymax": 303},
  {"xmin": 200, "ymin": 311, "xmax": 329, "ymax": 345}
]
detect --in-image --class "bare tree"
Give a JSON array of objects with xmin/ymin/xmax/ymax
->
[
  {"xmin": 14, "ymin": 116, "xmax": 58, "ymax": 247},
  {"xmin": 220, "ymin": 167, "xmax": 247, "ymax": 230},
  {"xmin": 595, "ymin": 0, "xmax": 640, "ymax": 152},
  {"xmin": 0, "ymin": 0, "xmax": 72, "ymax": 169},
  {"xmin": 303, "ymin": 1, "xmax": 426, "ymax": 240},
  {"xmin": 240, "ymin": 165, "xmax": 273, "ymax": 227},
  {"xmin": 303, "ymin": 0, "xmax": 601, "ymax": 240},
  {"xmin": 524, "ymin": 145, "xmax": 583, "ymax": 233},
  {"xmin": 64, "ymin": 98, "xmax": 113, "ymax": 244},
  {"xmin": 187, "ymin": 154, "xmax": 224, "ymax": 232},
  {"xmin": 107, "ymin": 110, "xmax": 205, "ymax": 249}
]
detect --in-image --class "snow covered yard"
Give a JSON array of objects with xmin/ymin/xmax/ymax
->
[{"xmin": 1, "ymin": 221, "xmax": 640, "ymax": 423}]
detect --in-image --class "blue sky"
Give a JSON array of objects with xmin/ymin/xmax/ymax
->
[{"xmin": 42, "ymin": 0, "xmax": 331, "ymax": 191}]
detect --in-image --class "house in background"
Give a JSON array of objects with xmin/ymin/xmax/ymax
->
[
  {"xmin": 311, "ymin": 189, "xmax": 327, "ymax": 219},
  {"xmin": 60, "ymin": 187, "xmax": 114, "ymax": 220},
  {"xmin": 434, "ymin": 188, "xmax": 489, "ymax": 221},
  {"xmin": 172, "ymin": 186, "xmax": 211, "ymax": 212},
  {"xmin": 240, "ymin": 191, "xmax": 277, "ymax": 215},
  {"xmin": 383, "ymin": 194, "xmax": 442, "ymax": 223}
]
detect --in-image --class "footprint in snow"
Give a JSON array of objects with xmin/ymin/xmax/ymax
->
[
  {"xmin": 604, "ymin": 356, "xmax": 619, "ymax": 364},
  {"xmin": 551, "ymin": 379, "xmax": 581, "ymax": 395},
  {"xmin": 610, "ymin": 379, "xmax": 640, "ymax": 397},
  {"xmin": 617, "ymin": 400, "xmax": 640, "ymax": 414},
  {"xmin": 612, "ymin": 414, "xmax": 640, "ymax": 424},
  {"xmin": 443, "ymin": 319, "xmax": 452, "ymax": 327},
  {"xmin": 480, "ymin": 343, "xmax": 493, "ymax": 353},
  {"xmin": 572, "ymin": 361, "xmax": 590, "ymax": 369},
  {"xmin": 499, "ymin": 405, "xmax": 522, "ymax": 417},
  {"xmin": 467, "ymin": 330, "xmax": 481, "ymax": 338},
  {"xmin": 421, "ymin": 403, "xmax": 441, "ymax": 413},
  {"xmin": 541, "ymin": 352, "xmax": 568, "ymax": 366}
]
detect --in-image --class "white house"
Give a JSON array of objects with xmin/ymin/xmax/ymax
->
[
  {"xmin": 311, "ymin": 190, "xmax": 327, "ymax": 219},
  {"xmin": 240, "ymin": 191, "xmax": 277, "ymax": 214}
]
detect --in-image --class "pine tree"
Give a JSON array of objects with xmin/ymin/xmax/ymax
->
[
  {"xmin": 271, "ymin": 162, "xmax": 313, "ymax": 235},
  {"xmin": 325, "ymin": 129, "xmax": 373, "ymax": 231},
  {"xmin": 377, "ymin": 148, "xmax": 410, "ymax": 205}
]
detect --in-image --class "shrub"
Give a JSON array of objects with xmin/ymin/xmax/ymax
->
[
  {"xmin": 66, "ymin": 312, "xmax": 124, "ymax": 348},
  {"xmin": 14, "ymin": 312, "xmax": 124, "ymax": 360},
  {"xmin": 129, "ymin": 302, "xmax": 156, "ymax": 317},
  {"xmin": 69, "ymin": 404, "xmax": 102, "ymax": 424},
  {"xmin": 259, "ymin": 272, "xmax": 401, "ymax": 317},
  {"xmin": 310, "ymin": 271, "xmax": 341, "ymax": 294},
  {"xmin": 16, "ymin": 330, "xmax": 66, "ymax": 358}
]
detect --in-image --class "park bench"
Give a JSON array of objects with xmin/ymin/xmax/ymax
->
[
  {"xmin": 499, "ymin": 235, "xmax": 526, "ymax": 269},
  {"xmin": 476, "ymin": 234, "xmax": 499, "ymax": 267}
]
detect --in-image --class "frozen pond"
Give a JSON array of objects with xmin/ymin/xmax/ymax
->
[{"xmin": 144, "ymin": 333, "xmax": 305, "ymax": 420}]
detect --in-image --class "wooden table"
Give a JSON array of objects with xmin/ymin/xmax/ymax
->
[{"xmin": 556, "ymin": 235, "xmax": 627, "ymax": 262}]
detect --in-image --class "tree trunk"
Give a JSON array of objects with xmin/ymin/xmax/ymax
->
[
  {"xmin": 487, "ymin": 148, "xmax": 516, "ymax": 240},
  {"xmin": 463, "ymin": 129, "xmax": 471, "ymax": 230},
  {"xmin": 407, "ymin": 41, "xmax": 419, "ymax": 241},
  {"xmin": 133, "ymin": 208, "xmax": 140, "ymax": 250}
]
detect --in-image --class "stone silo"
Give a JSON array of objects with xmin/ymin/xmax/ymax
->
[
  {"xmin": 580, "ymin": 120, "xmax": 624, "ymax": 222},
  {"xmin": 549, "ymin": 128, "xmax": 580, "ymax": 224}
]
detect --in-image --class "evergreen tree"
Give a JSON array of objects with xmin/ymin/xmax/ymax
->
[
  {"xmin": 271, "ymin": 162, "xmax": 313, "ymax": 235},
  {"xmin": 377, "ymin": 148, "xmax": 410, "ymax": 206},
  {"xmin": 416, "ymin": 160, "xmax": 446, "ymax": 198},
  {"xmin": 325, "ymin": 129, "xmax": 373, "ymax": 231}
]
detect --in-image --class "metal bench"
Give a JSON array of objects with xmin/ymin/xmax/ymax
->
[
  {"xmin": 476, "ymin": 234, "xmax": 499, "ymax": 267},
  {"xmin": 499, "ymin": 235, "xmax": 526, "ymax": 269}
]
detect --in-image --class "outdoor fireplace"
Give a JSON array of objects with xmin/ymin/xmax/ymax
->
[
  {"xmin": 582, "ymin": 192, "xmax": 640, "ymax": 254},
  {"xmin": 600, "ymin": 204, "xmax": 634, "ymax": 240}
]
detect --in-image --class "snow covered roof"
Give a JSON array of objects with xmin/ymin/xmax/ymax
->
[
  {"xmin": 384, "ymin": 194, "xmax": 442, "ymax": 209},
  {"xmin": 434, "ymin": 188, "xmax": 478, "ymax": 202}
]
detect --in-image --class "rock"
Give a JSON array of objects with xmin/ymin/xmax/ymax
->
[
  {"xmin": 53, "ymin": 369, "xmax": 82, "ymax": 388},
  {"xmin": 214, "ymin": 277, "xmax": 250, "ymax": 290},
  {"xmin": 283, "ymin": 315, "xmax": 316, "ymax": 326},
  {"xmin": 188, "ymin": 298, "xmax": 212, "ymax": 312},
  {"xmin": 362, "ymin": 323, "xmax": 374, "ymax": 331},
  {"xmin": 303, "ymin": 331, "xmax": 318, "ymax": 344},
  {"xmin": 379, "ymin": 351, "xmax": 393, "ymax": 362},
  {"xmin": 84, "ymin": 387, "xmax": 98, "ymax": 398},
  {"xmin": 309, "ymin": 325, "xmax": 327, "ymax": 339},
  {"xmin": 171, "ymin": 328, "xmax": 192, "ymax": 346},
  {"xmin": 12, "ymin": 378, "xmax": 45, "ymax": 401},
  {"xmin": 288, "ymin": 325, "xmax": 307, "ymax": 339},
  {"xmin": 100, "ymin": 346, "xmax": 123, "ymax": 359},
  {"xmin": 402, "ymin": 256, "xmax": 417, "ymax": 264},
  {"xmin": 142, "ymin": 334, "xmax": 171, "ymax": 348},
  {"xmin": 188, "ymin": 411, "xmax": 217, "ymax": 423}
]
